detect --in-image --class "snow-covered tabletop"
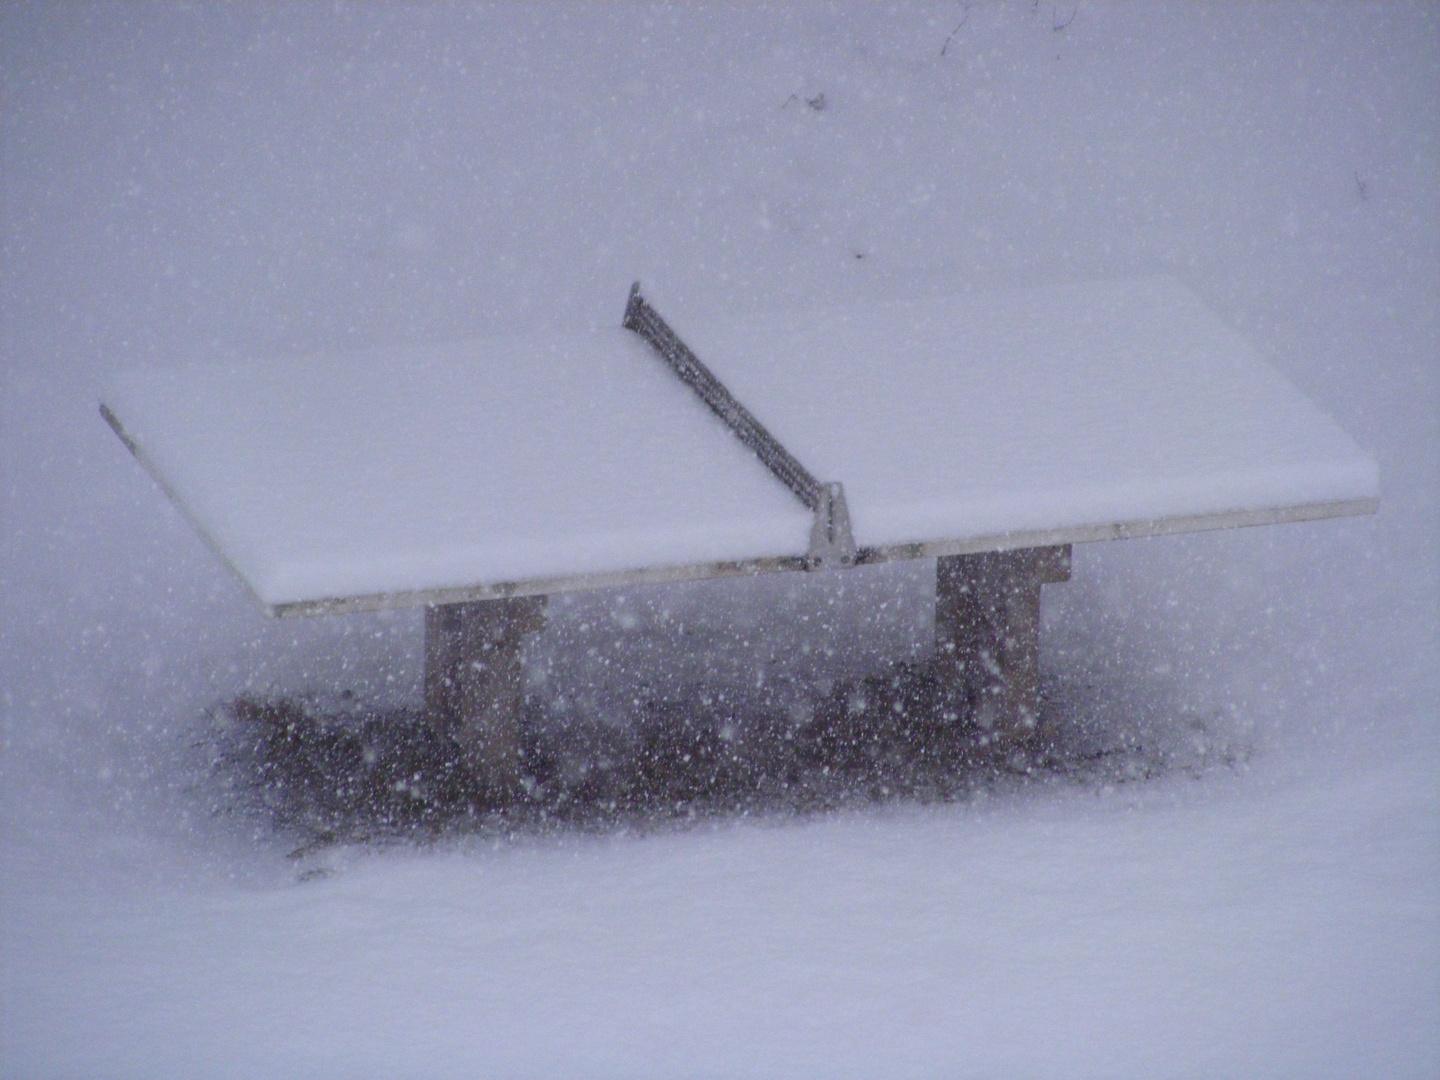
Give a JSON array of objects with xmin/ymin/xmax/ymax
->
[{"xmin": 102, "ymin": 276, "xmax": 1377, "ymax": 615}]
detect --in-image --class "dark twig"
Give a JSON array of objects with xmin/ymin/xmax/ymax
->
[
  {"xmin": 1053, "ymin": 3, "xmax": 1077, "ymax": 31},
  {"xmin": 783, "ymin": 92, "xmax": 827, "ymax": 112},
  {"xmin": 940, "ymin": 4, "xmax": 970, "ymax": 56}
]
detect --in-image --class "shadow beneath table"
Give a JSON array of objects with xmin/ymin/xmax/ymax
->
[{"xmin": 206, "ymin": 650, "xmax": 1255, "ymax": 859}]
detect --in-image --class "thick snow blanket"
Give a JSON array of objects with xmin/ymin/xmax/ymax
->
[{"xmin": 102, "ymin": 275, "xmax": 1378, "ymax": 614}]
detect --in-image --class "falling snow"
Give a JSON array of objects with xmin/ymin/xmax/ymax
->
[{"xmin": 2, "ymin": 3, "xmax": 1437, "ymax": 1077}]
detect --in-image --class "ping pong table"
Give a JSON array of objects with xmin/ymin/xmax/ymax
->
[{"xmin": 102, "ymin": 275, "xmax": 1378, "ymax": 794}]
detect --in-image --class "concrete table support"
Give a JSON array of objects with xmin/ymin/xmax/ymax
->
[
  {"xmin": 425, "ymin": 546, "xmax": 1072, "ymax": 798},
  {"xmin": 424, "ymin": 596, "xmax": 547, "ymax": 796},
  {"xmin": 935, "ymin": 545, "xmax": 1071, "ymax": 742}
]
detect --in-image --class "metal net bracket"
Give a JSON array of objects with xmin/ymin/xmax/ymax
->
[{"xmin": 804, "ymin": 481, "xmax": 857, "ymax": 571}]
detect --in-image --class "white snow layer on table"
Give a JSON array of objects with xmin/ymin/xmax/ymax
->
[
  {"xmin": 679, "ymin": 275, "xmax": 1377, "ymax": 544},
  {"xmin": 105, "ymin": 329, "xmax": 812, "ymax": 608},
  {"xmin": 103, "ymin": 275, "xmax": 1377, "ymax": 610}
]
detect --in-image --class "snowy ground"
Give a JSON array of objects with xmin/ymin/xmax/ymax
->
[{"xmin": 2, "ymin": 3, "xmax": 1436, "ymax": 1077}]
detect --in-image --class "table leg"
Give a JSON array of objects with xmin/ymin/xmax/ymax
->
[
  {"xmin": 424, "ymin": 596, "xmax": 547, "ymax": 798},
  {"xmin": 935, "ymin": 545, "xmax": 1070, "ymax": 743}
]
